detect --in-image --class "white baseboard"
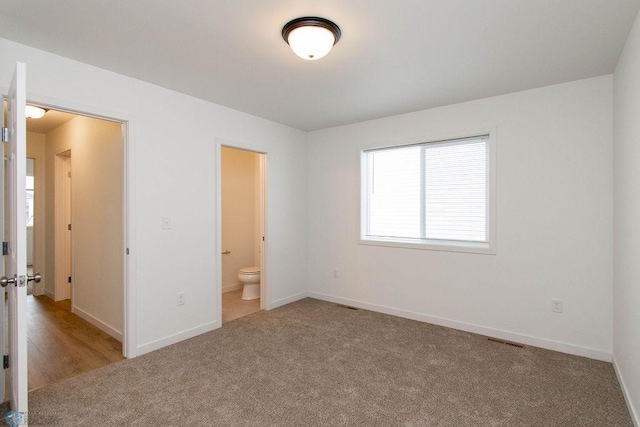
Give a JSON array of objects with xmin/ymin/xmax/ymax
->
[
  {"xmin": 270, "ymin": 291, "xmax": 309, "ymax": 310},
  {"xmin": 223, "ymin": 283, "xmax": 243, "ymax": 293},
  {"xmin": 44, "ymin": 289, "xmax": 54, "ymax": 299},
  {"xmin": 307, "ymin": 292, "xmax": 611, "ymax": 362},
  {"xmin": 135, "ymin": 291, "xmax": 307, "ymax": 357},
  {"xmin": 136, "ymin": 321, "xmax": 220, "ymax": 357},
  {"xmin": 613, "ymin": 355, "xmax": 639, "ymax": 426},
  {"xmin": 72, "ymin": 305, "xmax": 123, "ymax": 342}
]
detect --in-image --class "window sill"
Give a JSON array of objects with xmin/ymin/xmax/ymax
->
[{"xmin": 358, "ymin": 237, "xmax": 496, "ymax": 255}]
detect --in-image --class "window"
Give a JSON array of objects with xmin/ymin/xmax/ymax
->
[
  {"xmin": 26, "ymin": 174, "xmax": 35, "ymax": 227},
  {"xmin": 360, "ymin": 132, "xmax": 495, "ymax": 254}
]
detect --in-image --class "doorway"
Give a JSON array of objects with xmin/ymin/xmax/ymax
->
[
  {"xmin": 21, "ymin": 105, "xmax": 127, "ymax": 391},
  {"xmin": 220, "ymin": 145, "xmax": 267, "ymax": 324}
]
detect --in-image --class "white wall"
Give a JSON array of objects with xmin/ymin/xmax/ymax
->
[
  {"xmin": 613, "ymin": 8, "xmax": 640, "ymax": 424},
  {"xmin": 0, "ymin": 37, "xmax": 308, "ymax": 356},
  {"xmin": 221, "ymin": 146, "xmax": 260, "ymax": 292},
  {"xmin": 307, "ymin": 76, "xmax": 614, "ymax": 360},
  {"xmin": 45, "ymin": 115, "xmax": 124, "ymax": 339},
  {"xmin": 42, "ymin": 122, "xmax": 70, "ymax": 299}
]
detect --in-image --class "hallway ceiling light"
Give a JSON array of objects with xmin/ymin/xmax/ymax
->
[
  {"xmin": 282, "ymin": 17, "xmax": 341, "ymax": 61},
  {"xmin": 25, "ymin": 105, "xmax": 46, "ymax": 119}
]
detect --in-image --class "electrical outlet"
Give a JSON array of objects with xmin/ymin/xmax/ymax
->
[
  {"xmin": 552, "ymin": 298, "xmax": 563, "ymax": 313},
  {"xmin": 177, "ymin": 292, "xmax": 185, "ymax": 306},
  {"xmin": 332, "ymin": 269, "xmax": 338, "ymax": 279}
]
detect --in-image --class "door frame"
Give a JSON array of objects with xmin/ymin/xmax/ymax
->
[
  {"xmin": 215, "ymin": 138, "xmax": 270, "ymax": 326},
  {"xmin": 53, "ymin": 149, "xmax": 72, "ymax": 301},
  {"xmin": 21, "ymin": 93, "xmax": 137, "ymax": 358},
  {"xmin": 26, "ymin": 147, "xmax": 45, "ymax": 296}
]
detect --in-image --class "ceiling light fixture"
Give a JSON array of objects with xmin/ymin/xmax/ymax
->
[
  {"xmin": 282, "ymin": 17, "xmax": 341, "ymax": 61},
  {"xmin": 25, "ymin": 105, "xmax": 46, "ymax": 119}
]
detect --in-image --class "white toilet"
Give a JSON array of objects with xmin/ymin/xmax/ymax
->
[{"xmin": 238, "ymin": 266, "xmax": 261, "ymax": 300}]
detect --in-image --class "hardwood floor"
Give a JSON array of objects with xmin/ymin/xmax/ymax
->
[
  {"xmin": 222, "ymin": 290, "xmax": 260, "ymax": 323},
  {"xmin": 24, "ymin": 290, "xmax": 254, "ymax": 392},
  {"xmin": 27, "ymin": 295, "xmax": 124, "ymax": 391}
]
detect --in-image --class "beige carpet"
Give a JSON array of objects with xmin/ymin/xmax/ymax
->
[{"xmin": 24, "ymin": 298, "xmax": 631, "ymax": 426}]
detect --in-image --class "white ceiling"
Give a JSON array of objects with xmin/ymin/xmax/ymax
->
[
  {"xmin": 26, "ymin": 109, "xmax": 76, "ymax": 134},
  {"xmin": 1, "ymin": 1, "xmax": 638, "ymax": 131}
]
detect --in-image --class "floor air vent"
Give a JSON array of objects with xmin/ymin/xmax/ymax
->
[
  {"xmin": 487, "ymin": 337, "xmax": 526, "ymax": 349},
  {"xmin": 337, "ymin": 304, "xmax": 358, "ymax": 310}
]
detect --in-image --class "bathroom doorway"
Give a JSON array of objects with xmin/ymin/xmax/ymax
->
[{"xmin": 220, "ymin": 145, "xmax": 266, "ymax": 324}]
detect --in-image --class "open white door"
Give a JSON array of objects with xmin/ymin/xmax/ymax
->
[
  {"xmin": 0, "ymin": 101, "xmax": 5, "ymax": 406},
  {"xmin": 2, "ymin": 61, "xmax": 29, "ymax": 422}
]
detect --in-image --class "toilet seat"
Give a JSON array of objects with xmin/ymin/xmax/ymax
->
[{"xmin": 239, "ymin": 266, "xmax": 260, "ymax": 275}]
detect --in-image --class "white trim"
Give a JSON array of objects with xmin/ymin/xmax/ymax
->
[
  {"xmin": 23, "ymin": 92, "xmax": 137, "ymax": 358},
  {"xmin": 357, "ymin": 237, "xmax": 495, "ymax": 255},
  {"xmin": 43, "ymin": 289, "xmax": 54, "ymax": 299},
  {"xmin": 53, "ymin": 150, "xmax": 72, "ymax": 301},
  {"xmin": 215, "ymin": 141, "xmax": 223, "ymax": 326},
  {"xmin": 222, "ymin": 283, "xmax": 243, "ymax": 293},
  {"xmin": 307, "ymin": 291, "xmax": 611, "ymax": 362},
  {"xmin": 357, "ymin": 127, "xmax": 497, "ymax": 255},
  {"xmin": 271, "ymin": 292, "xmax": 309, "ymax": 309},
  {"xmin": 25, "ymin": 142, "xmax": 46, "ymax": 296},
  {"xmin": 260, "ymin": 153, "xmax": 270, "ymax": 310},
  {"xmin": 136, "ymin": 321, "xmax": 219, "ymax": 356},
  {"xmin": 123, "ymin": 119, "xmax": 137, "ymax": 358},
  {"xmin": 612, "ymin": 355, "xmax": 639, "ymax": 426},
  {"xmin": 72, "ymin": 305, "xmax": 122, "ymax": 341}
]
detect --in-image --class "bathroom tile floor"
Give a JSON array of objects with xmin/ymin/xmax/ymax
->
[{"xmin": 222, "ymin": 289, "xmax": 260, "ymax": 324}]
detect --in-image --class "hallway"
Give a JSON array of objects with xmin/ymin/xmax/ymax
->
[{"xmin": 27, "ymin": 295, "xmax": 124, "ymax": 391}]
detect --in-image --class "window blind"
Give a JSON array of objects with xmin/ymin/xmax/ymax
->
[{"xmin": 365, "ymin": 135, "xmax": 488, "ymax": 243}]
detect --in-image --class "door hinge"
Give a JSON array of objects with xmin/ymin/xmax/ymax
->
[
  {"xmin": 67, "ymin": 224, "xmax": 71, "ymax": 231},
  {"xmin": 126, "ymin": 248, "xmax": 130, "ymax": 255},
  {"xmin": 68, "ymin": 276, "xmax": 71, "ymax": 283},
  {"xmin": 3, "ymin": 355, "xmax": 8, "ymax": 369},
  {"xmin": 1, "ymin": 127, "xmax": 8, "ymax": 143},
  {"xmin": 2, "ymin": 242, "xmax": 7, "ymax": 256}
]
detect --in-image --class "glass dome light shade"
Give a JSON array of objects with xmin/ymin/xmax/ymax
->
[
  {"xmin": 282, "ymin": 17, "xmax": 341, "ymax": 61},
  {"xmin": 287, "ymin": 25, "xmax": 336, "ymax": 60},
  {"xmin": 25, "ymin": 105, "xmax": 46, "ymax": 119}
]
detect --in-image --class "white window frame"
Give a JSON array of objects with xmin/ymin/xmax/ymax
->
[{"xmin": 358, "ymin": 128, "xmax": 497, "ymax": 255}]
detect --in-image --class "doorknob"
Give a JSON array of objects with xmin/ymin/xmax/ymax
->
[
  {"xmin": 0, "ymin": 275, "xmax": 16, "ymax": 288},
  {"xmin": 0, "ymin": 273, "xmax": 40, "ymax": 288}
]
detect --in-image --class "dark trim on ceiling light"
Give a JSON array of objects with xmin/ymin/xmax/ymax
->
[{"xmin": 281, "ymin": 17, "xmax": 342, "ymax": 45}]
